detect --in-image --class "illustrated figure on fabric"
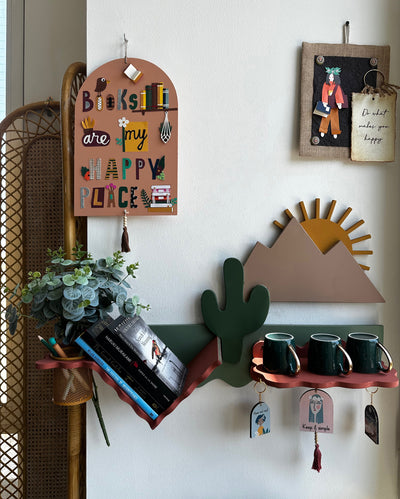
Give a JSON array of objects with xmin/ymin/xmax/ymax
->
[{"xmin": 319, "ymin": 67, "xmax": 345, "ymax": 139}]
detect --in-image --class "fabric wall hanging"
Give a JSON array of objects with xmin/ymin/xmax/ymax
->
[
  {"xmin": 299, "ymin": 42, "xmax": 390, "ymax": 159},
  {"xmin": 74, "ymin": 57, "xmax": 178, "ymax": 216}
]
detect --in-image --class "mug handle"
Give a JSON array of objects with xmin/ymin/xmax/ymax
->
[
  {"xmin": 337, "ymin": 344, "xmax": 353, "ymax": 375},
  {"xmin": 287, "ymin": 344, "xmax": 301, "ymax": 375},
  {"xmin": 377, "ymin": 342, "xmax": 393, "ymax": 373}
]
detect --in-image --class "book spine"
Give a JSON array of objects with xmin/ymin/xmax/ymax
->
[
  {"xmin": 75, "ymin": 336, "xmax": 159, "ymax": 420},
  {"xmin": 140, "ymin": 90, "xmax": 146, "ymax": 110},
  {"xmin": 145, "ymin": 85, "xmax": 152, "ymax": 111},
  {"xmin": 99, "ymin": 329, "xmax": 177, "ymax": 403},
  {"xmin": 85, "ymin": 334, "xmax": 170, "ymax": 412},
  {"xmin": 163, "ymin": 88, "xmax": 169, "ymax": 109},
  {"xmin": 157, "ymin": 83, "xmax": 163, "ymax": 109},
  {"xmin": 151, "ymin": 83, "xmax": 158, "ymax": 109}
]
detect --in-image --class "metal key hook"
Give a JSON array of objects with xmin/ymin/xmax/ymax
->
[
  {"xmin": 363, "ymin": 69, "xmax": 386, "ymax": 88},
  {"xmin": 365, "ymin": 387, "xmax": 379, "ymax": 405},
  {"xmin": 254, "ymin": 380, "xmax": 267, "ymax": 402},
  {"xmin": 124, "ymin": 34, "xmax": 128, "ymax": 64}
]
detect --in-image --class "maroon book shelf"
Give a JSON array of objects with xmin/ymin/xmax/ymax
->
[{"xmin": 37, "ymin": 336, "xmax": 221, "ymax": 429}]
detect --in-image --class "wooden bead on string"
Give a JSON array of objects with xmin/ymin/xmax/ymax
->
[{"xmin": 121, "ymin": 210, "xmax": 131, "ymax": 253}]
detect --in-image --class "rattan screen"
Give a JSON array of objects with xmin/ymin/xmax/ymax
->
[{"xmin": 0, "ymin": 104, "xmax": 68, "ymax": 498}]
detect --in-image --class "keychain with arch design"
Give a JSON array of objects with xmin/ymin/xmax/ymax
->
[
  {"xmin": 250, "ymin": 381, "xmax": 270, "ymax": 438},
  {"xmin": 365, "ymin": 387, "xmax": 379, "ymax": 444}
]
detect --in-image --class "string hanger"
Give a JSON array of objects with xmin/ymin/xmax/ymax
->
[
  {"xmin": 124, "ymin": 34, "xmax": 128, "ymax": 64},
  {"xmin": 121, "ymin": 209, "xmax": 131, "ymax": 253},
  {"xmin": 343, "ymin": 21, "xmax": 350, "ymax": 44}
]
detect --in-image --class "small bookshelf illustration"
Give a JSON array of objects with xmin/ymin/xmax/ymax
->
[{"xmin": 131, "ymin": 82, "xmax": 178, "ymax": 114}]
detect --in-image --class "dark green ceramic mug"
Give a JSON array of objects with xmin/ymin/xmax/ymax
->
[
  {"xmin": 346, "ymin": 332, "xmax": 393, "ymax": 373},
  {"xmin": 263, "ymin": 332, "xmax": 301, "ymax": 375},
  {"xmin": 308, "ymin": 333, "xmax": 353, "ymax": 376}
]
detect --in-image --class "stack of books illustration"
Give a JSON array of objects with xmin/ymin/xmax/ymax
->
[{"xmin": 75, "ymin": 315, "xmax": 187, "ymax": 420}]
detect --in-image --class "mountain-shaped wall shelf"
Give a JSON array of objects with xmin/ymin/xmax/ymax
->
[
  {"xmin": 243, "ymin": 218, "xmax": 384, "ymax": 303},
  {"xmin": 36, "ymin": 334, "xmax": 221, "ymax": 430},
  {"xmin": 250, "ymin": 340, "xmax": 398, "ymax": 389}
]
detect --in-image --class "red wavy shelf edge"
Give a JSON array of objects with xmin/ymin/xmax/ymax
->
[
  {"xmin": 36, "ymin": 337, "xmax": 221, "ymax": 429},
  {"xmin": 251, "ymin": 340, "xmax": 399, "ymax": 389}
]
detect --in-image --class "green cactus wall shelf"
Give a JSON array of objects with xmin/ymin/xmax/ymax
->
[{"xmin": 201, "ymin": 258, "xmax": 270, "ymax": 364}]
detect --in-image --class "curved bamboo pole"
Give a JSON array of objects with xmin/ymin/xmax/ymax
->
[
  {"xmin": 61, "ymin": 61, "xmax": 87, "ymax": 499},
  {"xmin": 62, "ymin": 61, "xmax": 86, "ymax": 257}
]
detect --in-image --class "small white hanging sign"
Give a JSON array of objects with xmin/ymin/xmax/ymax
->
[{"xmin": 351, "ymin": 70, "xmax": 398, "ymax": 162}]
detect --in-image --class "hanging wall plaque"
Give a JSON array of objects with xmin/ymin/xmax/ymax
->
[
  {"xmin": 299, "ymin": 42, "xmax": 390, "ymax": 159},
  {"xmin": 74, "ymin": 58, "xmax": 178, "ymax": 216}
]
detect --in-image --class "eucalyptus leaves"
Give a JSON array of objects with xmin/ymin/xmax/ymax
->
[{"xmin": 5, "ymin": 244, "xmax": 149, "ymax": 343}]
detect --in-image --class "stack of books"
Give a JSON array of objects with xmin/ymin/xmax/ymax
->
[
  {"xmin": 75, "ymin": 315, "xmax": 187, "ymax": 420},
  {"xmin": 140, "ymin": 83, "xmax": 169, "ymax": 111}
]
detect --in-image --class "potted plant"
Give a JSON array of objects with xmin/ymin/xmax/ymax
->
[
  {"xmin": 4, "ymin": 242, "xmax": 149, "ymax": 344},
  {"xmin": 4, "ymin": 243, "xmax": 149, "ymax": 444}
]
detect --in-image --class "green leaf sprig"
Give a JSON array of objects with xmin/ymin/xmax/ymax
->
[{"xmin": 4, "ymin": 242, "xmax": 150, "ymax": 343}]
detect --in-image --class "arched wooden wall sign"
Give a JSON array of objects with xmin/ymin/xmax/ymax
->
[{"xmin": 74, "ymin": 58, "xmax": 178, "ymax": 216}]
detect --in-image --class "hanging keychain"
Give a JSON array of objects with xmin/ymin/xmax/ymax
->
[
  {"xmin": 365, "ymin": 388, "xmax": 379, "ymax": 444},
  {"xmin": 299, "ymin": 388, "xmax": 334, "ymax": 473},
  {"xmin": 250, "ymin": 381, "xmax": 270, "ymax": 438}
]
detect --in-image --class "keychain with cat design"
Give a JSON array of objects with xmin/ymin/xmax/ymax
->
[
  {"xmin": 250, "ymin": 381, "xmax": 270, "ymax": 438},
  {"xmin": 365, "ymin": 387, "xmax": 379, "ymax": 444}
]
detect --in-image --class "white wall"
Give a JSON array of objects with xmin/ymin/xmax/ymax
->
[{"xmin": 86, "ymin": 1, "xmax": 400, "ymax": 497}]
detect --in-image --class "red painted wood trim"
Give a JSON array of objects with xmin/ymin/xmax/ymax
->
[
  {"xmin": 251, "ymin": 340, "xmax": 399, "ymax": 389},
  {"xmin": 36, "ymin": 337, "xmax": 222, "ymax": 429}
]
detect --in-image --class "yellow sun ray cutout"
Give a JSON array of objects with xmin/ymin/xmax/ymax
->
[{"xmin": 273, "ymin": 198, "xmax": 372, "ymax": 271}]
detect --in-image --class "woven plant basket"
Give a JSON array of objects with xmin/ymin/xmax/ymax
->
[{"xmin": 51, "ymin": 347, "xmax": 93, "ymax": 406}]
